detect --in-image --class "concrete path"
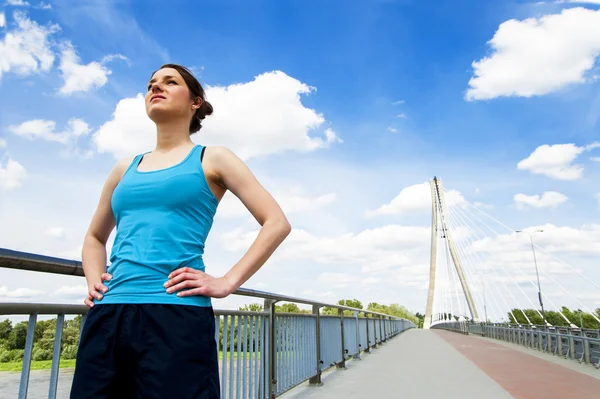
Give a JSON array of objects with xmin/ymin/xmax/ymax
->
[
  {"xmin": 282, "ymin": 329, "xmax": 515, "ymax": 399},
  {"xmin": 283, "ymin": 329, "xmax": 600, "ymax": 399}
]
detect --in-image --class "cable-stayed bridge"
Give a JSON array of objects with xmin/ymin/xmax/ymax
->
[
  {"xmin": 1, "ymin": 176, "xmax": 600, "ymax": 398},
  {"xmin": 424, "ymin": 176, "xmax": 600, "ymax": 330}
]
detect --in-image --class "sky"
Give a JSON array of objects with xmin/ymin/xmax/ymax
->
[{"xmin": 0, "ymin": 0, "xmax": 599, "ymax": 321}]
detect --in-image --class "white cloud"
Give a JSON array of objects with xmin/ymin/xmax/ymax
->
[
  {"xmin": 37, "ymin": 2, "xmax": 51, "ymax": 9},
  {"xmin": 221, "ymin": 224, "xmax": 430, "ymax": 286},
  {"xmin": 0, "ymin": 13, "xmax": 5, "ymax": 28},
  {"xmin": 392, "ymin": 100, "xmax": 405, "ymax": 105},
  {"xmin": 473, "ymin": 201, "xmax": 494, "ymax": 210},
  {"xmin": 595, "ymin": 193, "xmax": 600, "ymax": 206},
  {"xmin": 514, "ymin": 191, "xmax": 568, "ymax": 209},
  {"xmin": 591, "ymin": 157, "xmax": 600, "ymax": 162},
  {"xmin": 56, "ymin": 245, "xmax": 83, "ymax": 261},
  {"xmin": 216, "ymin": 188, "xmax": 337, "ymax": 219},
  {"xmin": 562, "ymin": 0, "xmax": 600, "ymax": 3},
  {"xmin": 278, "ymin": 191, "xmax": 337, "ymax": 214},
  {"xmin": 318, "ymin": 273, "xmax": 358, "ymax": 289},
  {"xmin": 9, "ymin": 118, "xmax": 93, "ymax": 158},
  {"xmin": 93, "ymin": 71, "xmax": 341, "ymax": 160},
  {"xmin": 470, "ymin": 224, "xmax": 600, "ymax": 256},
  {"xmin": 466, "ymin": 8, "xmax": 600, "ymax": 101},
  {"xmin": 5, "ymin": 0, "xmax": 30, "ymax": 6},
  {"xmin": 0, "ymin": 286, "xmax": 43, "ymax": 299},
  {"xmin": 0, "ymin": 138, "xmax": 6, "ymax": 148},
  {"xmin": 517, "ymin": 143, "xmax": 599, "ymax": 180},
  {"xmin": 52, "ymin": 285, "xmax": 87, "ymax": 299},
  {"xmin": 387, "ymin": 127, "xmax": 398, "ymax": 133},
  {"xmin": 366, "ymin": 182, "xmax": 465, "ymax": 217},
  {"xmin": 45, "ymin": 226, "xmax": 66, "ymax": 239},
  {"xmin": 0, "ymin": 157, "xmax": 26, "ymax": 191},
  {"xmin": 0, "ymin": 11, "xmax": 58, "ymax": 79},
  {"xmin": 58, "ymin": 42, "xmax": 125, "ymax": 95},
  {"xmin": 395, "ymin": 113, "xmax": 407, "ymax": 119}
]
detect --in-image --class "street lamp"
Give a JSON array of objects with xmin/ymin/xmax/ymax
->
[
  {"xmin": 481, "ymin": 273, "xmax": 488, "ymax": 324},
  {"xmin": 516, "ymin": 229, "xmax": 547, "ymax": 326}
]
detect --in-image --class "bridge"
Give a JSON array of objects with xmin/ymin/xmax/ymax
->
[{"xmin": 1, "ymin": 177, "xmax": 599, "ymax": 398}]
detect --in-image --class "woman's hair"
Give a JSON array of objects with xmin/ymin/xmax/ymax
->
[{"xmin": 152, "ymin": 63, "xmax": 214, "ymax": 134}]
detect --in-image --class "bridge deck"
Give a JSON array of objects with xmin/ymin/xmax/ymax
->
[{"xmin": 282, "ymin": 329, "xmax": 600, "ymax": 399}]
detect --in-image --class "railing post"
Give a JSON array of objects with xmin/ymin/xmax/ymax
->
[
  {"xmin": 18, "ymin": 313, "xmax": 37, "ymax": 399},
  {"xmin": 337, "ymin": 308, "xmax": 346, "ymax": 369},
  {"xmin": 530, "ymin": 330, "xmax": 534, "ymax": 348},
  {"xmin": 557, "ymin": 333, "xmax": 563, "ymax": 356},
  {"xmin": 49, "ymin": 313, "xmax": 65, "ymax": 399},
  {"xmin": 309, "ymin": 305, "xmax": 322, "ymax": 386},
  {"xmin": 569, "ymin": 335, "xmax": 575, "ymax": 359},
  {"xmin": 584, "ymin": 336, "xmax": 591, "ymax": 364},
  {"xmin": 264, "ymin": 299, "xmax": 277, "ymax": 398},
  {"xmin": 382, "ymin": 316, "xmax": 387, "ymax": 342},
  {"xmin": 364, "ymin": 312, "xmax": 371, "ymax": 353},
  {"xmin": 354, "ymin": 311, "xmax": 361, "ymax": 360}
]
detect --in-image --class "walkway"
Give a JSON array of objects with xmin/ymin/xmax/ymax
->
[{"xmin": 282, "ymin": 329, "xmax": 600, "ymax": 399}]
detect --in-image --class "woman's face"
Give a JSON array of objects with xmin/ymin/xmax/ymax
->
[{"xmin": 145, "ymin": 67, "xmax": 194, "ymax": 124}]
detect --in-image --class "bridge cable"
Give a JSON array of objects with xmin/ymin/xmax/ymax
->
[
  {"xmin": 444, "ymin": 204, "xmax": 523, "ymax": 323},
  {"xmin": 450, "ymin": 195, "xmax": 581, "ymax": 326}
]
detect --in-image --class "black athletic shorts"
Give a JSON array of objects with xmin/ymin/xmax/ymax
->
[{"xmin": 70, "ymin": 304, "xmax": 220, "ymax": 399}]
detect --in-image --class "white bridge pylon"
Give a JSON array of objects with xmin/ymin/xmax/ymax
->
[{"xmin": 424, "ymin": 177, "xmax": 479, "ymax": 329}]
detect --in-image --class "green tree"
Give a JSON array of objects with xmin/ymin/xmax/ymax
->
[
  {"xmin": 507, "ymin": 307, "xmax": 600, "ymax": 329},
  {"xmin": 238, "ymin": 303, "xmax": 263, "ymax": 312},
  {"xmin": 338, "ymin": 299, "xmax": 363, "ymax": 310},
  {"xmin": 0, "ymin": 319, "xmax": 12, "ymax": 340},
  {"xmin": 276, "ymin": 303, "xmax": 304, "ymax": 313},
  {"xmin": 8, "ymin": 322, "xmax": 28, "ymax": 350}
]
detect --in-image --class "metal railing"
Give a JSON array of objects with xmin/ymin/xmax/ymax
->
[
  {"xmin": 0, "ymin": 248, "xmax": 415, "ymax": 398},
  {"xmin": 433, "ymin": 321, "xmax": 600, "ymax": 369}
]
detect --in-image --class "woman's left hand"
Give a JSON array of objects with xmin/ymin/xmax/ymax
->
[{"xmin": 164, "ymin": 267, "xmax": 235, "ymax": 298}]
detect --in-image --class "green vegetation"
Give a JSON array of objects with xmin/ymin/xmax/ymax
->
[
  {"xmin": 0, "ymin": 359, "xmax": 77, "ymax": 372},
  {"xmin": 0, "ymin": 316, "xmax": 83, "ymax": 371},
  {"xmin": 240, "ymin": 299, "xmax": 421, "ymax": 326},
  {"xmin": 507, "ymin": 306, "xmax": 600, "ymax": 329}
]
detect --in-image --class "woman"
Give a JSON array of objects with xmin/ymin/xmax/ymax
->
[{"xmin": 70, "ymin": 64, "xmax": 291, "ymax": 398}]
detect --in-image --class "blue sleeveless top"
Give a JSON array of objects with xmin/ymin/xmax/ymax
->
[{"xmin": 95, "ymin": 144, "xmax": 218, "ymax": 307}]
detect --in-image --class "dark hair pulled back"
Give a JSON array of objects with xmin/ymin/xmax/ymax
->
[{"xmin": 152, "ymin": 63, "xmax": 214, "ymax": 134}]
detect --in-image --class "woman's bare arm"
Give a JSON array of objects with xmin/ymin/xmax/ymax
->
[
  {"xmin": 165, "ymin": 147, "xmax": 291, "ymax": 298},
  {"xmin": 82, "ymin": 157, "xmax": 132, "ymax": 307}
]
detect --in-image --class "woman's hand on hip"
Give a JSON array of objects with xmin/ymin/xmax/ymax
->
[
  {"xmin": 165, "ymin": 267, "xmax": 235, "ymax": 299},
  {"xmin": 84, "ymin": 273, "xmax": 112, "ymax": 308}
]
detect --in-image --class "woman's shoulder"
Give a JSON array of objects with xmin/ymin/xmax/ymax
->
[
  {"xmin": 104, "ymin": 156, "xmax": 137, "ymax": 185},
  {"xmin": 203, "ymin": 146, "xmax": 241, "ymax": 164}
]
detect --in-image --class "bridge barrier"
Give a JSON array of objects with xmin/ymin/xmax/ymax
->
[
  {"xmin": 0, "ymin": 248, "xmax": 415, "ymax": 398},
  {"xmin": 433, "ymin": 321, "xmax": 600, "ymax": 369}
]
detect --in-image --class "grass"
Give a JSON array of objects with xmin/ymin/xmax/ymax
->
[
  {"xmin": 0, "ymin": 351, "xmax": 262, "ymax": 372},
  {"xmin": 0, "ymin": 359, "xmax": 77, "ymax": 372}
]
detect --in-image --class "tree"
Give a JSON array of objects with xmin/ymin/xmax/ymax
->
[
  {"xmin": 276, "ymin": 303, "xmax": 305, "ymax": 313},
  {"xmin": 239, "ymin": 303, "xmax": 263, "ymax": 312},
  {"xmin": 507, "ymin": 306, "xmax": 600, "ymax": 329},
  {"xmin": 8, "ymin": 322, "xmax": 28, "ymax": 350},
  {"xmin": 338, "ymin": 299, "xmax": 363, "ymax": 310},
  {"xmin": 0, "ymin": 319, "xmax": 12, "ymax": 340}
]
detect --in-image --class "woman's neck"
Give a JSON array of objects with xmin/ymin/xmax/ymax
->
[{"xmin": 154, "ymin": 120, "xmax": 194, "ymax": 152}]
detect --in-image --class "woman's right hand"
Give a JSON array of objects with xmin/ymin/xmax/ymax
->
[{"xmin": 84, "ymin": 273, "xmax": 112, "ymax": 308}]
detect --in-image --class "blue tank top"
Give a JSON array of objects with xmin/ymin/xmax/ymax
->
[{"xmin": 95, "ymin": 144, "xmax": 218, "ymax": 307}]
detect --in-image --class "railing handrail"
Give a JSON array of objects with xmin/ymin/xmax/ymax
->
[
  {"xmin": 0, "ymin": 247, "xmax": 408, "ymax": 320},
  {"xmin": 433, "ymin": 321, "xmax": 600, "ymax": 341}
]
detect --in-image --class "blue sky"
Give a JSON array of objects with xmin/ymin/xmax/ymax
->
[{"xmin": 1, "ymin": 0, "xmax": 599, "ymax": 321}]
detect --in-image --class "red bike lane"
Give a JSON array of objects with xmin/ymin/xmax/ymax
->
[{"xmin": 435, "ymin": 330, "xmax": 600, "ymax": 399}]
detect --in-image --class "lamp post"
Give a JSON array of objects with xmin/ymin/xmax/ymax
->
[{"xmin": 516, "ymin": 229, "xmax": 546, "ymax": 326}]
